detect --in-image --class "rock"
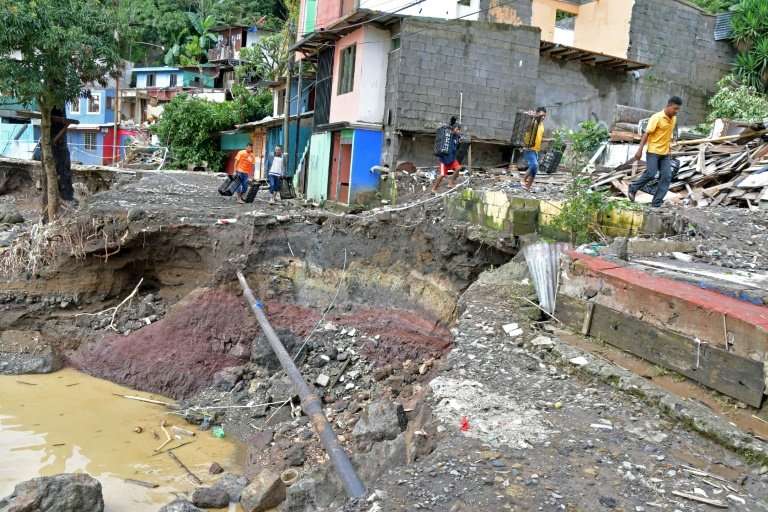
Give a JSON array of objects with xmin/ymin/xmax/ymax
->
[
  {"xmin": 213, "ymin": 367, "xmax": 241, "ymax": 392},
  {"xmin": 191, "ymin": 486, "xmax": 229, "ymax": 508},
  {"xmin": 240, "ymin": 470, "xmax": 286, "ymax": 512},
  {"xmin": 267, "ymin": 377, "xmax": 296, "ymax": 402},
  {"xmin": 281, "ymin": 478, "xmax": 317, "ymax": 512},
  {"xmin": 352, "ymin": 400, "xmax": 401, "ymax": 450},
  {"xmin": 530, "ymin": 336, "xmax": 555, "ymax": 349},
  {"xmin": 284, "ymin": 444, "xmax": 306, "ymax": 467},
  {"xmin": 209, "ymin": 462, "xmax": 225, "ymax": 475},
  {"xmin": 252, "ymin": 330, "xmax": 299, "ymax": 370},
  {"xmin": 127, "ymin": 208, "xmax": 146, "ymax": 222},
  {"xmin": 212, "ymin": 474, "xmax": 249, "ymax": 503},
  {"xmin": 158, "ymin": 499, "xmax": 204, "ymax": 512},
  {"xmin": 315, "ymin": 373, "xmax": 330, "ymax": 387},
  {"xmin": 0, "ymin": 473, "xmax": 104, "ymax": 512}
]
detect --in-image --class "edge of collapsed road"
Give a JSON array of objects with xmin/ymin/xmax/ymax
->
[{"xmin": 540, "ymin": 336, "xmax": 768, "ymax": 466}]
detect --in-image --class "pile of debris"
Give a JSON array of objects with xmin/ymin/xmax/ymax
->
[
  {"xmin": 592, "ymin": 126, "xmax": 768, "ymax": 207},
  {"xmin": 122, "ymin": 138, "xmax": 166, "ymax": 170}
]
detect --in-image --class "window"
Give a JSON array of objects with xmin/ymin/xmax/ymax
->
[
  {"xmin": 457, "ymin": 0, "xmax": 471, "ymax": 5},
  {"xmin": 88, "ymin": 94, "xmax": 101, "ymax": 114},
  {"xmin": 169, "ymin": 73, "xmax": 177, "ymax": 87},
  {"xmin": 83, "ymin": 132, "xmax": 98, "ymax": 152},
  {"xmin": 337, "ymin": 44, "xmax": 356, "ymax": 95},
  {"xmin": 106, "ymin": 96, "xmax": 114, "ymax": 111},
  {"xmin": 146, "ymin": 73, "xmax": 156, "ymax": 87},
  {"xmin": 69, "ymin": 99, "xmax": 80, "ymax": 114},
  {"xmin": 554, "ymin": 10, "xmax": 576, "ymax": 46},
  {"xmin": 391, "ymin": 35, "xmax": 401, "ymax": 51}
]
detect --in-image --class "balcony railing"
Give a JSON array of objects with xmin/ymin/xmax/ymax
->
[{"xmin": 207, "ymin": 47, "xmax": 237, "ymax": 61}]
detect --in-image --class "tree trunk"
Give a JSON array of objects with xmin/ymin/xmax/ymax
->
[{"xmin": 39, "ymin": 105, "xmax": 60, "ymax": 222}]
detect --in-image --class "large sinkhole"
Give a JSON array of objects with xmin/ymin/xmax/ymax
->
[{"xmin": 0, "ymin": 201, "xmax": 515, "ymax": 510}]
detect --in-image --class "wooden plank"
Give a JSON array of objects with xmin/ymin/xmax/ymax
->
[{"xmin": 556, "ymin": 296, "xmax": 765, "ymax": 407}]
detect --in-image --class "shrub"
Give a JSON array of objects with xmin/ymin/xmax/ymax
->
[
  {"xmin": 568, "ymin": 119, "xmax": 609, "ymax": 158},
  {"xmin": 707, "ymin": 74, "xmax": 768, "ymax": 121}
]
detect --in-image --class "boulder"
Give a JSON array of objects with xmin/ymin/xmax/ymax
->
[
  {"xmin": 251, "ymin": 330, "xmax": 300, "ymax": 370},
  {"xmin": 157, "ymin": 499, "xmax": 203, "ymax": 512},
  {"xmin": 191, "ymin": 486, "xmax": 229, "ymax": 508},
  {"xmin": 0, "ymin": 473, "xmax": 103, "ymax": 512},
  {"xmin": 352, "ymin": 400, "xmax": 401, "ymax": 450},
  {"xmin": 212, "ymin": 473, "xmax": 249, "ymax": 503},
  {"xmin": 212, "ymin": 367, "xmax": 241, "ymax": 392},
  {"xmin": 240, "ymin": 469, "xmax": 286, "ymax": 512}
]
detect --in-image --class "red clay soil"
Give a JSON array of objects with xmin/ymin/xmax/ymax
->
[
  {"xmin": 70, "ymin": 288, "xmax": 257, "ymax": 399},
  {"xmin": 70, "ymin": 291, "xmax": 452, "ymax": 398},
  {"xmin": 265, "ymin": 302, "xmax": 452, "ymax": 365}
]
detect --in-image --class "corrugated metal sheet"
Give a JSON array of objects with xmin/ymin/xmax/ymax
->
[
  {"xmin": 715, "ymin": 12, "xmax": 733, "ymax": 41},
  {"xmin": 306, "ymin": 132, "xmax": 332, "ymax": 202}
]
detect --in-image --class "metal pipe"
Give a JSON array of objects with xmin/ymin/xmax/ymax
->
[{"xmin": 236, "ymin": 271, "xmax": 366, "ymax": 499}]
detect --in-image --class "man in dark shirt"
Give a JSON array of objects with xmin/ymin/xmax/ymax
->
[{"xmin": 432, "ymin": 123, "xmax": 462, "ymax": 193}]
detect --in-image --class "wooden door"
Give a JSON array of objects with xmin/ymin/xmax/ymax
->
[{"xmin": 329, "ymin": 131, "xmax": 341, "ymax": 201}]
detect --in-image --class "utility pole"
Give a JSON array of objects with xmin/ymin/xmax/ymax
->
[
  {"xmin": 282, "ymin": 60, "xmax": 293, "ymax": 166},
  {"xmin": 293, "ymin": 59, "xmax": 303, "ymax": 179},
  {"xmin": 112, "ymin": 71, "xmax": 120, "ymax": 166}
]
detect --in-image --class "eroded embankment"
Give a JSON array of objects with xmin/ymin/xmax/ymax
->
[{"xmin": 1, "ymin": 204, "xmax": 513, "ymax": 399}]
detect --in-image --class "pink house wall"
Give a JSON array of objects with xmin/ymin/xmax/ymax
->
[
  {"xmin": 329, "ymin": 26, "xmax": 389, "ymax": 125},
  {"xmin": 316, "ymin": 0, "xmax": 343, "ymax": 31},
  {"xmin": 329, "ymin": 29, "xmax": 364, "ymax": 124}
]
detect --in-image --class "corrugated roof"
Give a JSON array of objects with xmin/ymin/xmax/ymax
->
[{"xmin": 715, "ymin": 12, "xmax": 734, "ymax": 41}]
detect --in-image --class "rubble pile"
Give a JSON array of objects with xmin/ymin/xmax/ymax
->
[
  {"xmin": 122, "ymin": 139, "xmax": 165, "ymax": 170},
  {"xmin": 592, "ymin": 127, "xmax": 768, "ymax": 207}
]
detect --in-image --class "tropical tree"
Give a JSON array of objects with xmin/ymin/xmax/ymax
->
[{"xmin": 0, "ymin": 0, "xmax": 121, "ymax": 221}]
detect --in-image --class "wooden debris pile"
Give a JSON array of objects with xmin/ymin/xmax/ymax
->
[{"xmin": 591, "ymin": 128, "xmax": 768, "ymax": 207}]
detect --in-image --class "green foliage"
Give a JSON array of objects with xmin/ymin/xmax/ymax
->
[
  {"xmin": 567, "ymin": 120, "xmax": 609, "ymax": 158},
  {"xmin": 0, "ymin": 0, "xmax": 121, "ymax": 109},
  {"xmin": 152, "ymin": 90, "xmax": 271, "ymax": 170},
  {"xmin": 688, "ymin": 0, "xmax": 739, "ymax": 13},
  {"xmin": 550, "ymin": 128, "xmax": 568, "ymax": 153},
  {"xmin": 729, "ymin": 0, "xmax": 768, "ymax": 91},
  {"xmin": 551, "ymin": 177, "xmax": 616, "ymax": 245},
  {"xmin": 238, "ymin": 33, "xmax": 287, "ymax": 81},
  {"xmin": 707, "ymin": 75, "xmax": 768, "ymax": 121}
]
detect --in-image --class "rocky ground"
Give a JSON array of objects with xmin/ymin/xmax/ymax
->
[{"xmin": 1, "ymin": 165, "xmax": 768, "ymax": 512}]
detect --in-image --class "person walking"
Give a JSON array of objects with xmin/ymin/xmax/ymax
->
[
  {"xmin": 628, "ymin": 96, "xmax": 683, "ymax": 207},
  {"xmin": 233, "ymin": 142, "xmax": 255, "ymax": 204},
  {"xmin": 267, "ymin": 146, "xmax": 285, "ymax": 204},
  {"xmin": 432, "ymin": 122, "xmax": 462, "ymax": 193},
  {"xmin": 521, "ymin": 106, "xmax": 547, "ymax": 192}
]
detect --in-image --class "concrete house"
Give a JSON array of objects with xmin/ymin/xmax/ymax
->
[
  {"xmin": 121, "ymin": 66, "xmax": 225, "ymax": 124},
  {"xmin": 292, "ymin": 0, "xmax": 734, "ymax": 206},
  {"xmin": 65, "ymin": 90, "xmax": 118, "ymax": 165}
]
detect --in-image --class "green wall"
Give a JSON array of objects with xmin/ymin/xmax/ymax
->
[{"xmin": 306, "ymin": 132, "xmax": 331, "ymax": 202}]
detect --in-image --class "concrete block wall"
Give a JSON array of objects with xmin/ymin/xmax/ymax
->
[
  {"xmin": 392, "ymin": 17, "xmax": 540, "ymax": 142},
  {"xmin": 626, "ymin": 0, "xmax": 736, "ymax": 124}
]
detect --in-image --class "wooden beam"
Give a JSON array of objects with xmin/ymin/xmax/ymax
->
[{"xmin": 557, "ymin": 296, "xmax": 765, "ymax": 407}]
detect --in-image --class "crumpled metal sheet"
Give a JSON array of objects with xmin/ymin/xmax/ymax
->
[{"xmin": 523, "ymin": 242, "xmax": 568, "ymax": 315}]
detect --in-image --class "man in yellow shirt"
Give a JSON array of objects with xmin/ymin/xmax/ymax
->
[
  {"xmin": 233, "ymin": 143, "xmax": 256, "ymax": 204},
  {"xmin": 628, "ymin": 96, "xmax": 682, "ymax": 207},
  {"xmin": 521, "ymin": 106, "xmax": 546, "ymax": 191}
]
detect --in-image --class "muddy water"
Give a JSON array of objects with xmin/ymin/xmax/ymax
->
[{"xmin": 0, "ymin": 368, "xmax": 243, "ymax": 512}]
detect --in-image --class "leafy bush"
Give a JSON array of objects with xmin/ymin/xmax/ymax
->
[
  {"xmin": 552, "ymin": 177, "xmax": 616, "ymax": 245},
  {"xmin": 707, "ymin": 75, "xmax": 768, "ymax": 121},
  {"xmin": 568, "ymin": 120, "xmax": 609, "ymax": 157},
  {"xmin": 730, "ymin": 0, "xmax": 768, "ymax": 91},
  {"xmin": 152, "ymin": 90, "xmax": 272, "ymax": 171},
  {"xmin": 688, "ymin": 0, "xmax": 738, "ymax": 13}
]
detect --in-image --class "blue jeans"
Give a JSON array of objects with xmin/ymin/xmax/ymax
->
[
  {"xmin": 268, "ymin": 174, "xmax": 281, "ymax": 194},
  {"xmin": 629, "ymin": 153, "xmax": 671, "ymax": 207},
  {"xmin": 235, "ymin": 172, "xmax": 249, "ymax": 194},
  {"xmin": 523, "ymin": 150, "xmax": 539, "ymax": 177}
]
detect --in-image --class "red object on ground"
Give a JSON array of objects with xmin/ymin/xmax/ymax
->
[{"xmin": 460, "ymin": 416, "xmax": 470, "ymax": 432}]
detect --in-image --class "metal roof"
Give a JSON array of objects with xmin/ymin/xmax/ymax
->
[
  {"xmin": 714, "ymin": 12, "xmax": 734, "ymax": 41},
  {"xmin": 289, "ymin": 9, "xmax": 404, "ymax": 55}
]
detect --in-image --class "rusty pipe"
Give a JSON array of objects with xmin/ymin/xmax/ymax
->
[{"xmin": 236, "ymin": 271, "xmax": 366, "ymax": 499}]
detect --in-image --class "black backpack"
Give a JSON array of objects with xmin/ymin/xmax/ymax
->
[{"xmin": 434, "ymin": 125, "xmax": 452, "ymax": 157}]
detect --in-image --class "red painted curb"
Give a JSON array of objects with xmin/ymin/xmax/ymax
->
[{"xmin": 567, "ymin": 251, "xmax": 768, "ymax": 331}]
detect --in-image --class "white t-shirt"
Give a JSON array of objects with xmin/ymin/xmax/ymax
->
[{"xmin": 269, "ymin": 155, "xmax": 284, "ymax": 177}]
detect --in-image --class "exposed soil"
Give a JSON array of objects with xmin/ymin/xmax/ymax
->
[{"xmin": 70, "ymin": 288, "xmax": 254, "ymax": 398}]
